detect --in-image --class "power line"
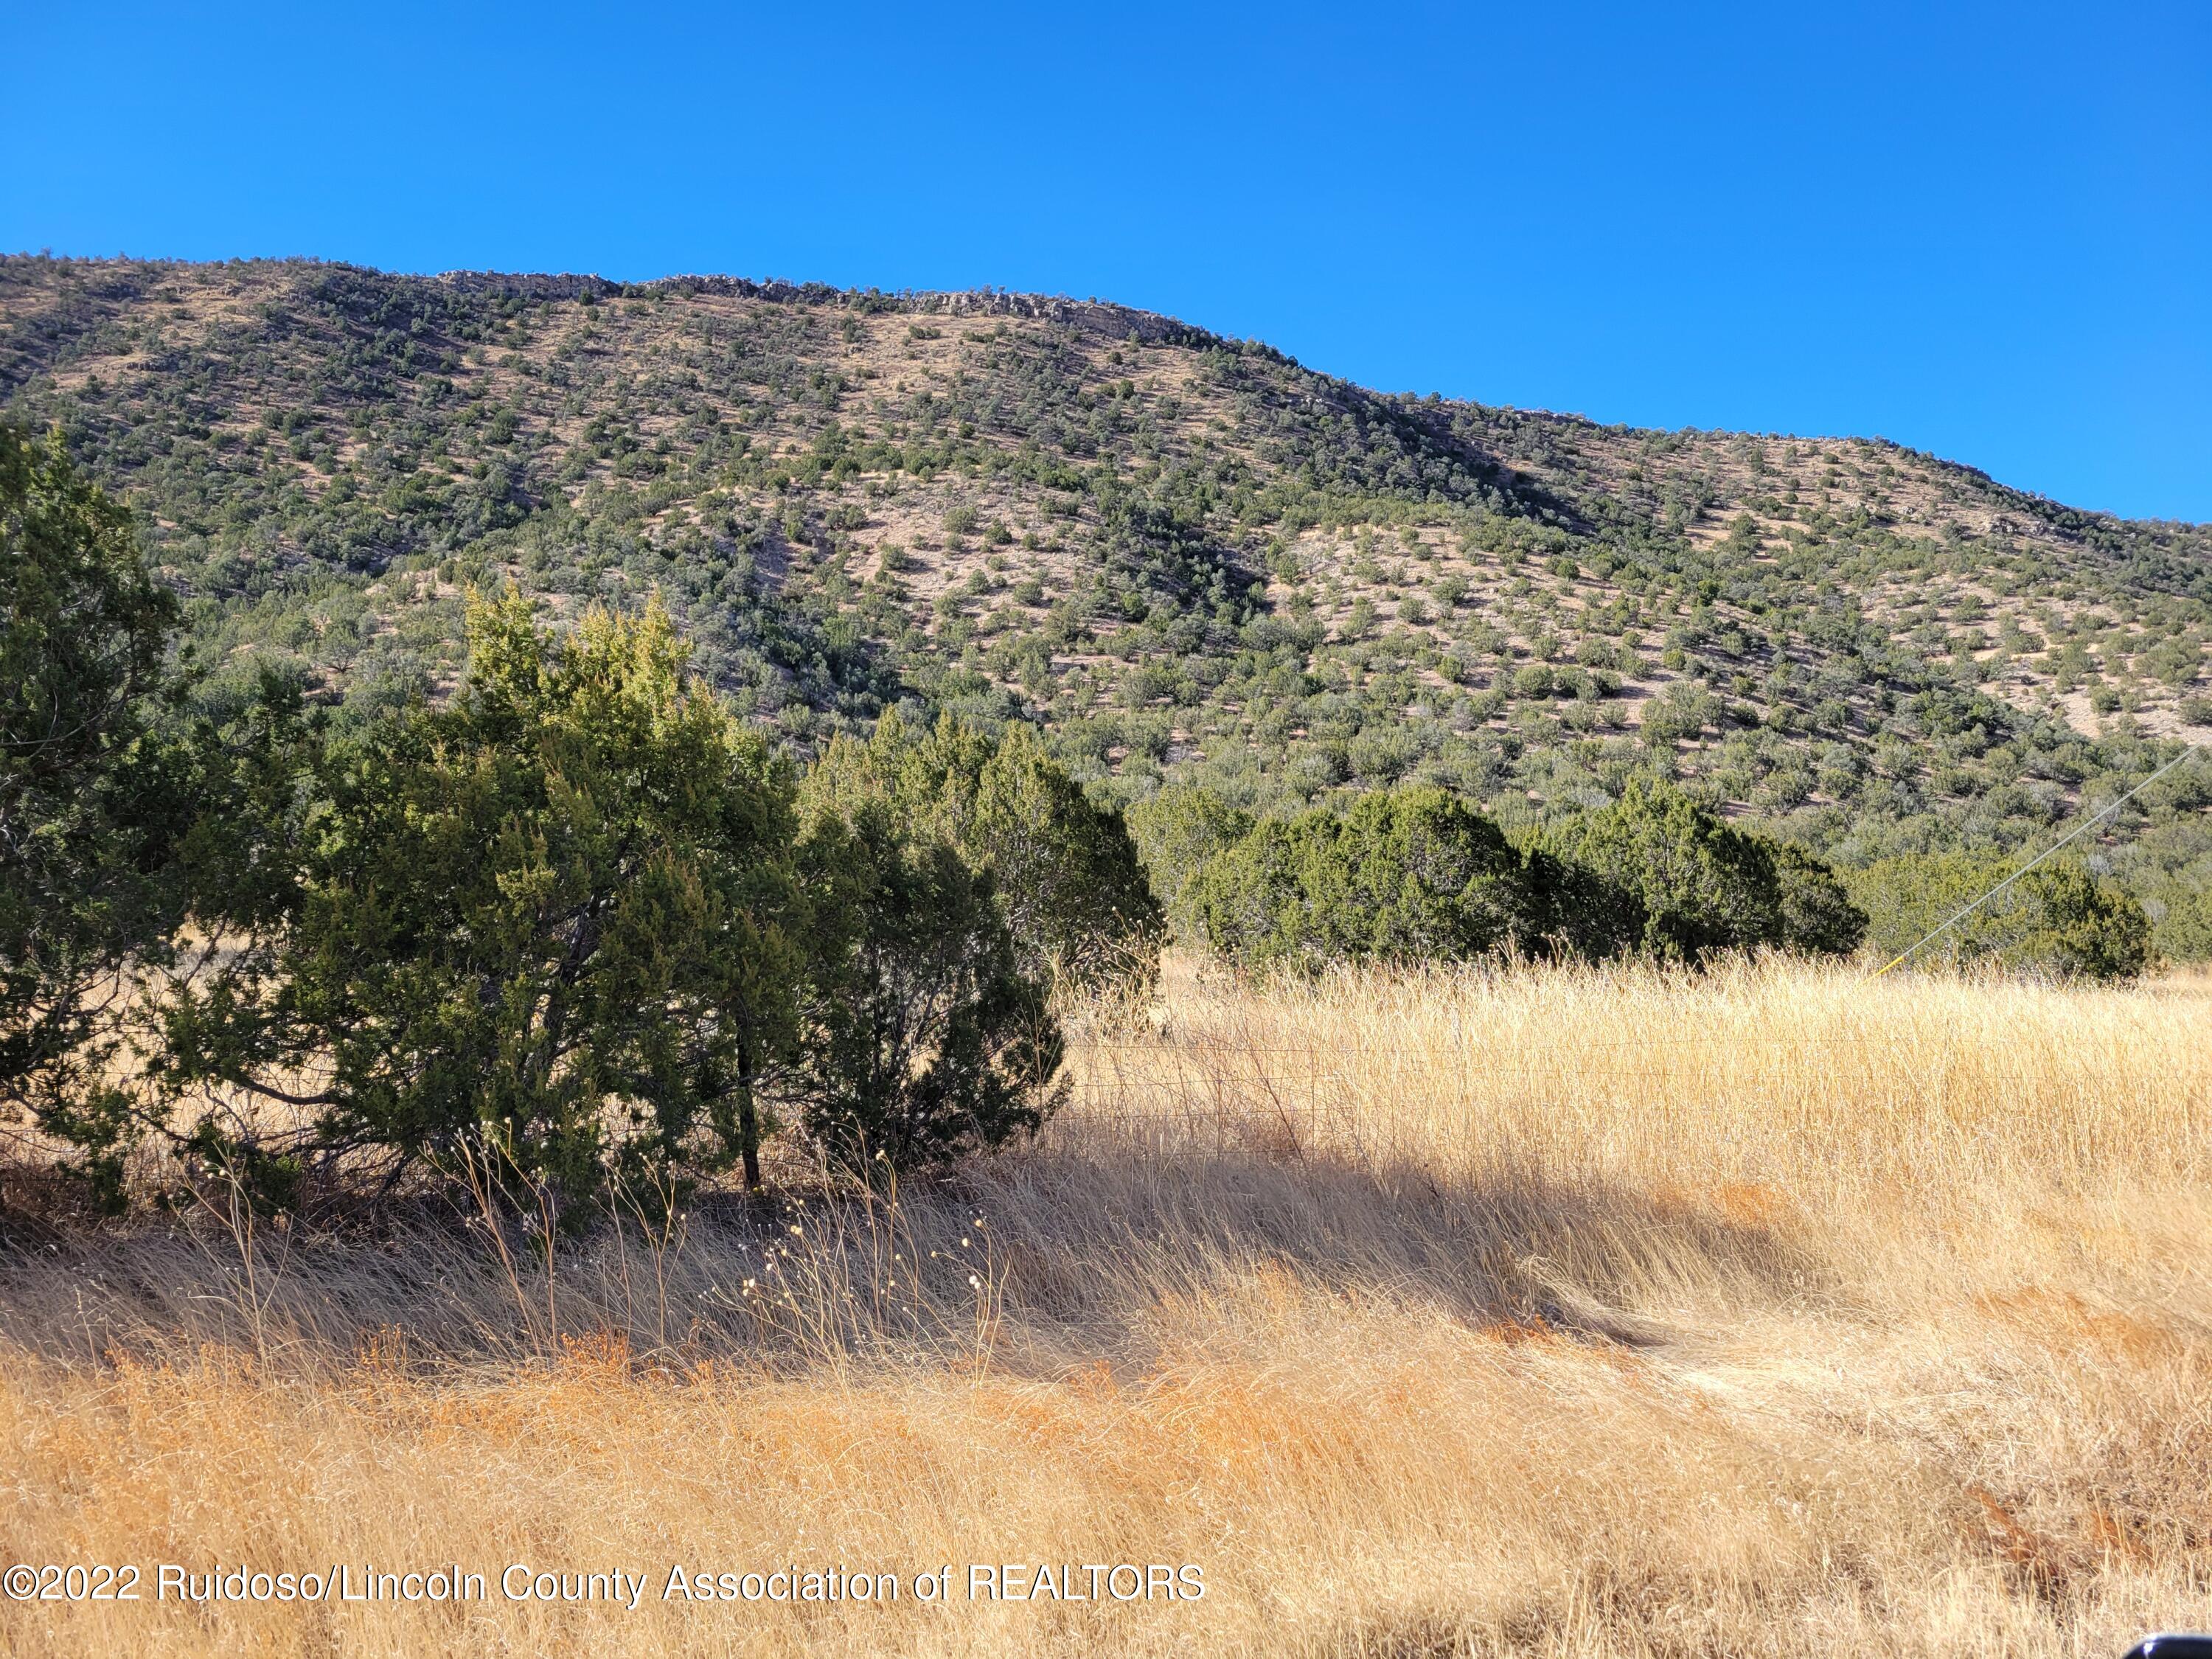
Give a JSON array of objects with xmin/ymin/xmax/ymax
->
[{"xmin": 1868, "ymin": 742, "xmax": 2204, "ymax": 979}]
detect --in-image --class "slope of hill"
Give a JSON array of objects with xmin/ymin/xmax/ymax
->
[{"xmin": 4, "ymin": 254, "xmax": 2208, "ymax": 922}]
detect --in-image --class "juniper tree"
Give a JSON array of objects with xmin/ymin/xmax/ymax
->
[
  {"xmin": 1, "ymin": 426, "xmax": 190, "ymax": 1184},
  {"xmin": 155, "ymin": 593, "xmax": 808, "ymax": 1205}
]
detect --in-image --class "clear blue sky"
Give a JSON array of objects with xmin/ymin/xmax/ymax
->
[{"xmin": 5, "ymin": 1, "xmax": 2207, "ymax": 522}]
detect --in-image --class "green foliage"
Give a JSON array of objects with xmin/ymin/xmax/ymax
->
[
  {"xmin": 1519, "ymin": 844, "xmax": 1647, "ymax": 963},
  {"xmin": 1166, "ymin": 781, "xmax": 1868, "ymax": 975},
  {"xmin": 5, "ymin": 257, "xmax": 2207, "ymax": 945},
  {"xmin": 1537, "ymin": 784, "xmax": 1778, "ymax": 962},
  {"xmin": 787, "ymin": 802, "xmax": 1065, "ymax": 1169},
  {"xmin": 1770, "ymin": 843, "xmax": 1871, "ymax": 958},
  {"xmin": 1124, "ymin": 783, "xmax": 1253, "ymax": 944},
  {"xmin": 1848, "ymin": 852, "xmax": 2154, "ymax": 981},
  {"xmin": 801, "ymin": 710, "xmax": 1161, "ymax": 987},
  {"xmin": 2152, "ymin": 884, "xmax": 2212, "ymax": 963},
  {"xmin": 155, "ymin": 594, "xmax": 808, "ymax": 1205},
  {"xmin": 3, "ymin": 263, "xmax": 2207, "ymax": 1194},
  {"xmin": 0, "ymin": 425, "xmax": 188, "ymax": 1183},
  {"xmin": 1186, "ymin": 787, "xmax": 1540, "ymax": 973}
]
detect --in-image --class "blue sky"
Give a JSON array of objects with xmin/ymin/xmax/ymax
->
[{"xmin": 5, "ymin": 1, "xmax": 2207, "ymax": 521}]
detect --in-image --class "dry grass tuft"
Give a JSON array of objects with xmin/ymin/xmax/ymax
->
[{"xmin": 4, "ymin": 956, "xmax": 2211, "ymax": 1655}]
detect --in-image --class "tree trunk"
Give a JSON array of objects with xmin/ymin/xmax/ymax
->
[{"xmin": 735, "ymin": 1036, "xmax": 761, "ymax": 1191}]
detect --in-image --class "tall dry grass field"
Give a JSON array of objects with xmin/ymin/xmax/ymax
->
[{"xmin": 4, "ymin": 958, "xmax": 2211, "ymax": 1656}]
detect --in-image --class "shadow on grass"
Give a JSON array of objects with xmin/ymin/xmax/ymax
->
[{"xmin": 0, "ymin": 1137, "xmax": 1828, "ymax": 1380}]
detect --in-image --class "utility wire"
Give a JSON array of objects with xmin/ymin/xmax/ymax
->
[{"xmin": 1868, "ymin": 742, "xmax": 2204, "ymax": 978}]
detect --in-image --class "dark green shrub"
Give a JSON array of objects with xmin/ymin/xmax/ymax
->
[
  {"xmin": 1520, "ymin": 845, "xmax": 1646, "ymax": 961},
  {"xmin": 790, "ymin": 804, "xmax": 1065, "ymax": 1170},
  {"xmin": 801, "ymin": 711, "xmax": 1161, "ymax": 988},
  {"xmin": 155, "ymin": 594, "xmax": 809, "ymax": 1203},
  {"xmin": 1187, "ymin": 787, "xmax": 1541, "ymax": 973},
  {"xmin": 1848, "ymin": 852, "xmax": 2153, "ymax": 981},
  {"xmin": 2152, "ymin": 885, "xmax": 2212, "ymax": 962},
  {"xmin": 1770, "ymin": 843, "xmax": 1869, "ymax": 957},
  {"xmin": 1537, "ymin": 783, "xmax": 1787, "ymax": 964},
  {"xmin": 1, "ymin": 426, "xmax": 191, "ymax": 1191},
  {"xmin": 1124, "ymin": 784, "xmax": 1253, "ymax": 943}
]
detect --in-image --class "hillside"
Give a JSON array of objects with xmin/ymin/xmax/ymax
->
[{"xmin": 4, "ymin": 254, "xmax": 2208, "ymax": 923}]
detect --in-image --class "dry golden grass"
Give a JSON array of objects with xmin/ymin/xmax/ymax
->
[{"xmin": 5, "ymin": 956, "xmax": 2212, "ymax": 1656}]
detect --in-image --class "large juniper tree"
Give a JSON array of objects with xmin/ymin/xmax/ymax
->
[
  {"xmin": 154, "ymin": 593, "xmax": 810, "ymax": 1205},
  {"xmin": 0, "ymin": 425, "xmax": 189, "ymax": 1173}
]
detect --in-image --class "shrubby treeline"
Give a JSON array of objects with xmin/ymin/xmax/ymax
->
[
  {"xmin": 0, "ymin": 433, "xmax": 2163, "ymax": 1218},
  {"xmin": 1130, "ymin": 780, "xmax": 1873, "ymax": 972},
  {"xmin": 149, "ymin": 599, "xmax": 1122, "ymax": 1210},
  {"xmin": 1129, "ymin": 775, "xmax": 2152, "ymax": 981},
  {"xmin": 4, "ymin": 432, "xmax": 1148, "ymax": 1211}
]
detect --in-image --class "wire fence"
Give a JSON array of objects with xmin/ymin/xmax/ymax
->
[{"xmin": 1871, "ymin": 742, "xmax": 2207, "ymax": 977}]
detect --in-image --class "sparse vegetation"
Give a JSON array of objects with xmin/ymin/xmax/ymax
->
[
  {"xmin": 3, "ymin": 257, "xmax": 2207, "ymax": 961},
  {"xmin": 5, "ymin": 283, "xmax": 2212, "ymax": 1652}
]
